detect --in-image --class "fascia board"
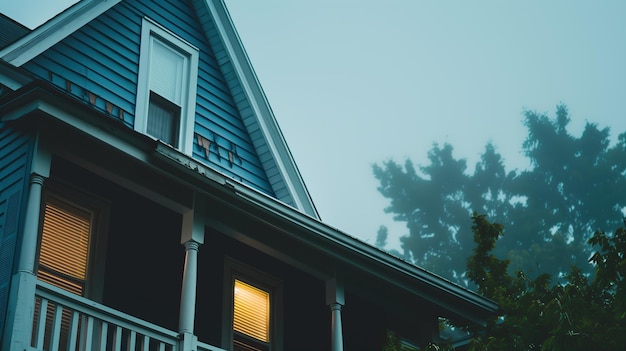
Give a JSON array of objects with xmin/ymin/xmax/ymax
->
[
  {"xmin": 0, "ymin": 0, "xmax": 122, "ymax": 67},
  {"xmin": 200, "ymin": 0, "xmax": 319, "ymax": 219}
]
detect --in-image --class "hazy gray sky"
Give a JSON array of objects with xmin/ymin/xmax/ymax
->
[
  {"xmin": 3, "ymin": 1, "xmax": 626, "ymax": 251},
  {"xmin": 223, "ymin": 1, "xmax": 626, "ymax": 250}
]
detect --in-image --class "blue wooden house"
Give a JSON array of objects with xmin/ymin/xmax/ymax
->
[{"xmin": 0, "ymin": 1, "xmax": 498, "ymax": 350}]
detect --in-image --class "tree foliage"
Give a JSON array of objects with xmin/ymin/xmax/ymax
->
[
  {"xmin": 373, "ymin": 104, "xmax": 626, "ymax": 283},
  {"xmin": 465, "ymin": 213, "xmax": 626, "ymax": 351}
]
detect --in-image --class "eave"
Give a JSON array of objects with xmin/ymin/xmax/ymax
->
[
  {"xmin": 1, "ymin": 80, "xmax": 499, "ymax": 327},
  {"xmin": 0, "ymin": 0, "xmax": 122, "ymax": 67}
]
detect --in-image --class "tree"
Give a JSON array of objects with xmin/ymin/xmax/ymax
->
[
  {"xmin": 373, "ymin": 104, "xmax": 626, "ymax": 283},
  {"xmin": 465, "ymin": 213, "xmax": 626, "ymax": 351},
  {"xmin": 373, "ymin": 143, "xmax": 473, "ymax": 278}
]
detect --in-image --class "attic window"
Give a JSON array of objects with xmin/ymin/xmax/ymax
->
[{"xmin": 135, "ymin": 17, "xmax": 198, "ymax": 154}]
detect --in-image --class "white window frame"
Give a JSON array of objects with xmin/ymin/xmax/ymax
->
[
  {"xmin": 134, "ymin": 17, "xmax": 199, "ymax": 155},
  {"xmin": 222, "ymin": 257, "xmax": 283, "ymax": 351}
]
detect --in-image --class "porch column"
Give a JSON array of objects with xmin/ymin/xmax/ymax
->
[
  {"xmin": 19, "ymin": 173, "xmax": 45, "ymax": 273},
  {"xmin": 178, "ymin": 195, "xmax": 205, "ymax": 350},
  {"xmin": 3, "ymin": 173, "xmax": 45, "ymax": 351},
  {"xmin": 330, "ymin": 303, "xmax": 344, "ymax": 351},
  {"xmin": 326, "ymin": 276, "xmax": 345, "ymax": 351},
  {"xmin": 179, "ymin": 240, "xmax": 200, "ymax": 334}
]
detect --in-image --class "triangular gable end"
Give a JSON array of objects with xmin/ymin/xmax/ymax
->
[
  {"xmin": 192, "ymin": 0, "xmax": 318, "ymax": 218},
  {"xmin": 0, "ymin": 0, "xmax": 319, "ymax": 219}
]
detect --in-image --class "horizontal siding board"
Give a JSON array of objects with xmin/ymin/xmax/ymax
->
[
  {"xmin": 197, "ymin": 67, "xmax": 233, "ymax": 96},
  {"xmin": 194, "ymin": 103, "xmax": 249, "ymax": 137},
  {"xmin": 71, "ymin": 30, "xmax": 137, "ymax": 74},
  {"xmin": 24, "ymin": 56, "xmax": 136, "ymax": 116},
  {"xmin": 198, "ymin": 60, "xmax": 230, "ymax": 87},
  {"xmin": 195, "ymin": 84, "xmax": 240, "ymax": 116},
  {"xmin": 57, "ymin": 39, "xmax": 136, "ymax": 95},
  {"xmin": 26, "ymin": 46, "xmax": 135, "ymax": 103},
  {"xmin": 195, "ymin": 107, "xmax": 246, "ymax": 140},
  {"xmin": 50, "ymin": 39, "xmax": 136, "ymax": 95}
]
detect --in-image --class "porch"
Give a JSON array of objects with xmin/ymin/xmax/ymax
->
[{"xmin": 31, "ymin": 280, "xmax": 220, "ymax": 351}]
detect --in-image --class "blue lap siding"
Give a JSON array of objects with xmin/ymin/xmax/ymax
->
[
  {"xmin": 0, "ymin": 126, "xmax": 33, "ymax": 338},
  {"xmin": 21, "ymin": 0, "xmax": 274, "ymax": 195}
]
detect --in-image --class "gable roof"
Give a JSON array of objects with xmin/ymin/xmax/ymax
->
[{"xmin": 0, "ymin": 0, "xmax": 319, "ymax": 219}]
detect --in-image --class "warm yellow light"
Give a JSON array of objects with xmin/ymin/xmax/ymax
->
[
  {"xmin": 233, "ymin": 279, "xmax": 270, "ymax": 342},
  {"xmin": 38, "ymin": 200, "xmax": 91, "ymax": 296}
]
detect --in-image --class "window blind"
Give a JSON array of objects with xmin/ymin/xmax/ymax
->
[
  {"xmin": 233, "ymin": 279, "xmax": 270, "ymax": 343},
  {"xmin": 38, "ymin": 200, "xmax": 91, "ymax": 296},
  {"xmin": 150, "ymin": 39, "xmax": 184, "ymax": 105}
]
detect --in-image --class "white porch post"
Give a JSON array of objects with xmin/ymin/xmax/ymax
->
[
  {"xmin": 179, "ymin": 240, "xmax": 199, "ymax": 334},
  {"xmin": 330, "ymin": 303, "xmax": 344, "ymax": 351},
  {"xmin": 18, "ymin": 174, "xmax": 45, "ymax": 273},
  {"xmin": 178, "ymin": 195, "xmax": 205, "ymax": 350},
  {"xmin": 326, "ymin": 276, "xmax": 345, "ymax": 351},
  {"xmin": 3, "ymin": 173, "xmax": 45, "ymax": 351}
]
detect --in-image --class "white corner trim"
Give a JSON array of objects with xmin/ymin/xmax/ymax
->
[{"xmin": 0, "ymin": 0, "xmax": 122, "ymax": 67}]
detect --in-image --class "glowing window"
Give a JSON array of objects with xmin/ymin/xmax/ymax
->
[
  {"xmin": 38, "ymin": 198, "xmax": 92, "ymax": 296},
  {"xmin": 223, "ymin": 258, "xmax": 282, "ymax": 351},
  {"xmin": 233, "ymin": 279, "xmax": 270, "ymax": 343}
]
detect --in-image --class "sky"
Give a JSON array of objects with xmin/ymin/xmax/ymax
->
[{"xmin": 3, "ymin": 1, "xmax": 626, "ymax": 252}]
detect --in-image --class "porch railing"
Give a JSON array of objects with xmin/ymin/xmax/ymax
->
[{"xmin": 32, "ymin": 281, "xmax": 224, "ymax": 351}]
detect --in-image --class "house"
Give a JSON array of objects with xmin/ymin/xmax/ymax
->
[{"xmin": 0, "ymin": 1, "xmax": 499, "ymax": 350}]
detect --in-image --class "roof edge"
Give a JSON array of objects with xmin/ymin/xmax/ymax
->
[
  {"xmin": 200, "ymin": 0, "xmax": 320, "ymax": 219},
  {"xmin": 0, "ymin": 0, "xmax": 122, "ymax": 67}
]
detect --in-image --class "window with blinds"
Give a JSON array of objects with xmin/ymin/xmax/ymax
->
[
  {"xmin": 224, "ymin": 258, "xmax": 281, "ymax": 351},
  {"xmin": 233, "ymin": 279, "xmax": 271, "ymax": 351},
  {"xmin": 135, "ymin": 17, "xmax": 198, "ymax": 155},
  {"xmin": 37, "ymin": 197, "xmax": 92, "ymax": 296},
  {"xmin": 146, "ymin": 38, "xmax": 185, "ymax": 148},
  {"xmin": 234, "ymin": 280, "xmax": 270, "ymax": 342}
]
